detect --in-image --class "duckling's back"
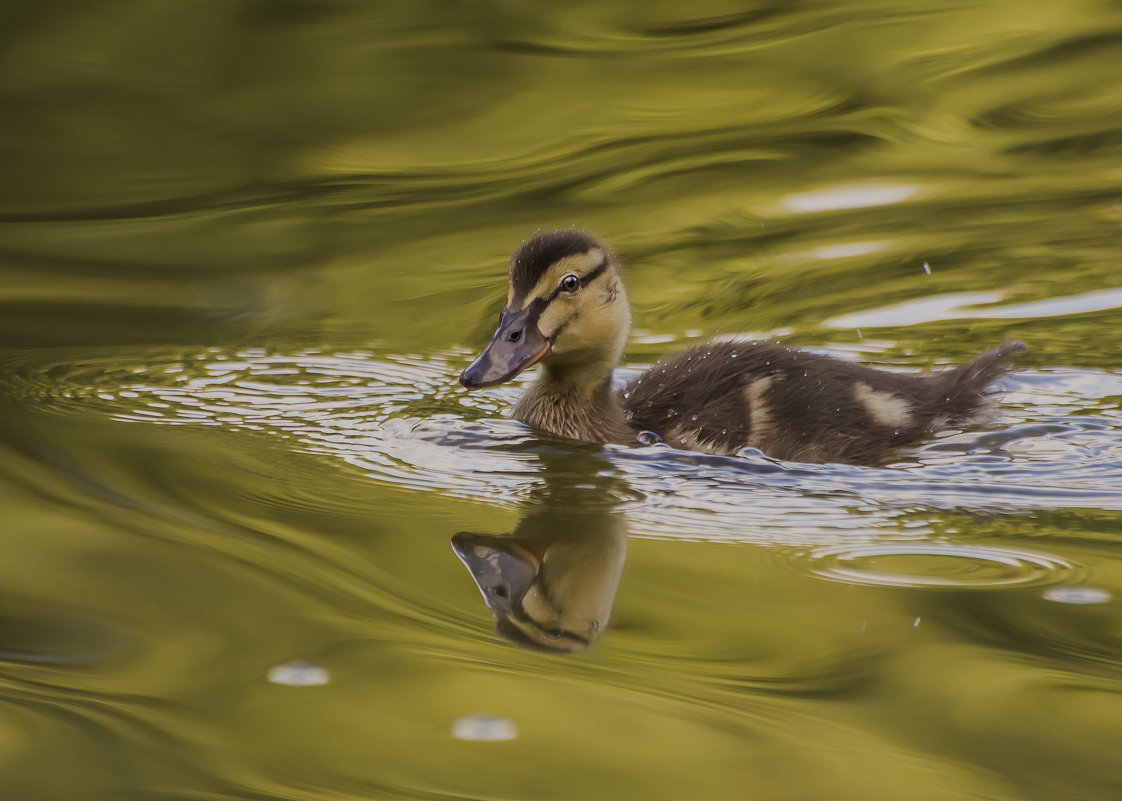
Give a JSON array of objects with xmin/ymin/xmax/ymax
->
[{"xmin": 623, "ymin": 340, "xmax": 1025, "ymax": 464}]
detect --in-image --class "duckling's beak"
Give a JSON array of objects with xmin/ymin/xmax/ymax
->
[{"xmin": 460, "ymin": 306, "xmax": 552, "ymax": 389}]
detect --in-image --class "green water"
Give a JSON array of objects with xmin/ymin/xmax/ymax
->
[{"xmin": 3, "ymin": 2, "xmax": 1122, "ymax": 799}]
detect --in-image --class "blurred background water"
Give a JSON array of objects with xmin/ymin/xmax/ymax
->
[{"xmin": 2, "ymin": 1, "xmax": 1122, "ymax": 799}]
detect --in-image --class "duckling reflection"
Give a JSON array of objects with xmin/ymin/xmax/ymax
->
[{"xmin": 452, "ymin": 453, "xmax": 627, "ymax": 654}]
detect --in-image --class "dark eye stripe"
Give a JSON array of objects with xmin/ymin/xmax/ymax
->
[
  {"xmin": 579, "ymin": 260, "xmax": 609, "ymax": 288},
  {"xmin": 545, "ymin": 260, "xmax": 608, "ymax": 303}
]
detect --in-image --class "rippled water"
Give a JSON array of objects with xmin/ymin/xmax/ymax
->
[{"xmin": 3, "ymin": 2, "xmax": 1122, "ymax": 799}]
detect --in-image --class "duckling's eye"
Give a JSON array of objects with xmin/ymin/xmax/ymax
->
[{"xmin": 560, "ymin": 274, "xmax": 580, "ymax": 293}]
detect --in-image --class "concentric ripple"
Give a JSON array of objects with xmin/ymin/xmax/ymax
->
[{"xmin": 805, "ymin": 542, "xmax": 1077, "ymax": 589}]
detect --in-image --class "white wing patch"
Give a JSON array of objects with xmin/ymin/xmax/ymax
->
[
  {"xmin": 745, "ymin": 375, "xmax": 774, "ymax": 446},
  {"xmin": 853, "ymin": 382, "xmax": 911, "ymax": 428}
]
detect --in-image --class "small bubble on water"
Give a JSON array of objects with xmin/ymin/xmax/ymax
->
[
  {"xmin": 267, "ymin": 660, "xmax": 330, "ymax": 686},
  {"xmin": 452, "ymin": 714, "xmax": 518, "ymax": 742},
  {"xmin": 1043, "ymin": 586, "xmax": 1111, "ymax": 604}
]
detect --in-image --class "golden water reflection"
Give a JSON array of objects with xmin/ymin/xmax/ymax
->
[
  {"xmin": 3, "ymin": 0, "xmax": 1122, "ymax": 798},
  {"xmin": 454, "ymin": 453, "xmax": 628, "ymax": 653}
]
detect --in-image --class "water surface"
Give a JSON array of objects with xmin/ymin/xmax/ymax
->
[{"xmin": 2, "ymin": 2, "xmax": 1122, "ymax": 799}]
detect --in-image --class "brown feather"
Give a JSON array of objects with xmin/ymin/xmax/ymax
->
[{"xmin": 513, "ymin": 376, "xmax": 634, "ymax": 444}]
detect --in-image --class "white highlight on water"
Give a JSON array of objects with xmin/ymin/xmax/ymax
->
[
  {"xmin": 825, "ymin": 286, "xmax": 1122, "ymax": 329},
  {"xmin": 1043, "ymin": 586, "xmax": 1111, "ymax": 604},
  {"xmin": 813, "ymin": 241, "xmax": 886, "ymax": 260},
  {"xmin": 783, "ymin": 183, "xmax": 920, "ymax": 213},
  {"xmin": 267, "ymin": 660, "xmax": 331, "ymax": 686},
  {"xmin": 452, "ymin": 714, "xmax": 519, "ymax": 741}
]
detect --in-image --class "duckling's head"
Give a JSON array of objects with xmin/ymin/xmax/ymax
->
[{"xmin": 460, "ymin": 230, "xmax": 630, "ymax": 390}]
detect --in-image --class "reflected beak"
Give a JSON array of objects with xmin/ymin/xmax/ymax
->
[
  {"xmin": 460, "ymin": 306, "xmax": 552, "ymax": 389},
  {"xmin": 452, "ymin": 532, "xmax": 541, "ymax": 616}
]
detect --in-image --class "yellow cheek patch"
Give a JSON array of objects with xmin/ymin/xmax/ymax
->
[{"xmin": 537, "ymin": 303, "xmax": 568, "ymax": 339}]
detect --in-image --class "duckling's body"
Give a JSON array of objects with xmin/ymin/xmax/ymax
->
[
  {"xmin": 461, "ymin": 230, "xmax": 1024, "ymax": 465},
  {"xmin": 622, "ymin": 339, "xmax": 1023, "ymax": 463}
]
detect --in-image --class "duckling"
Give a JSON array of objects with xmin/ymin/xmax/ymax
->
[{"xmin": 460, "ymin": 230, "xmax": 1025, "ymax": 464}]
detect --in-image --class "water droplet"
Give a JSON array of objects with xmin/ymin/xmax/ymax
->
[{"xmin": 637, "ymin": 430, "xmax": 663, "ymax": 446}]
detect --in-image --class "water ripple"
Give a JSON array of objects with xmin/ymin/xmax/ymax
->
[
  {"xmin": 804, "ymin": 541, "xmax": 1077, "ymax": 589},
  {"xmin": 6, "ymin": 347, "xmax": 1122, "ymax": 546}
]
